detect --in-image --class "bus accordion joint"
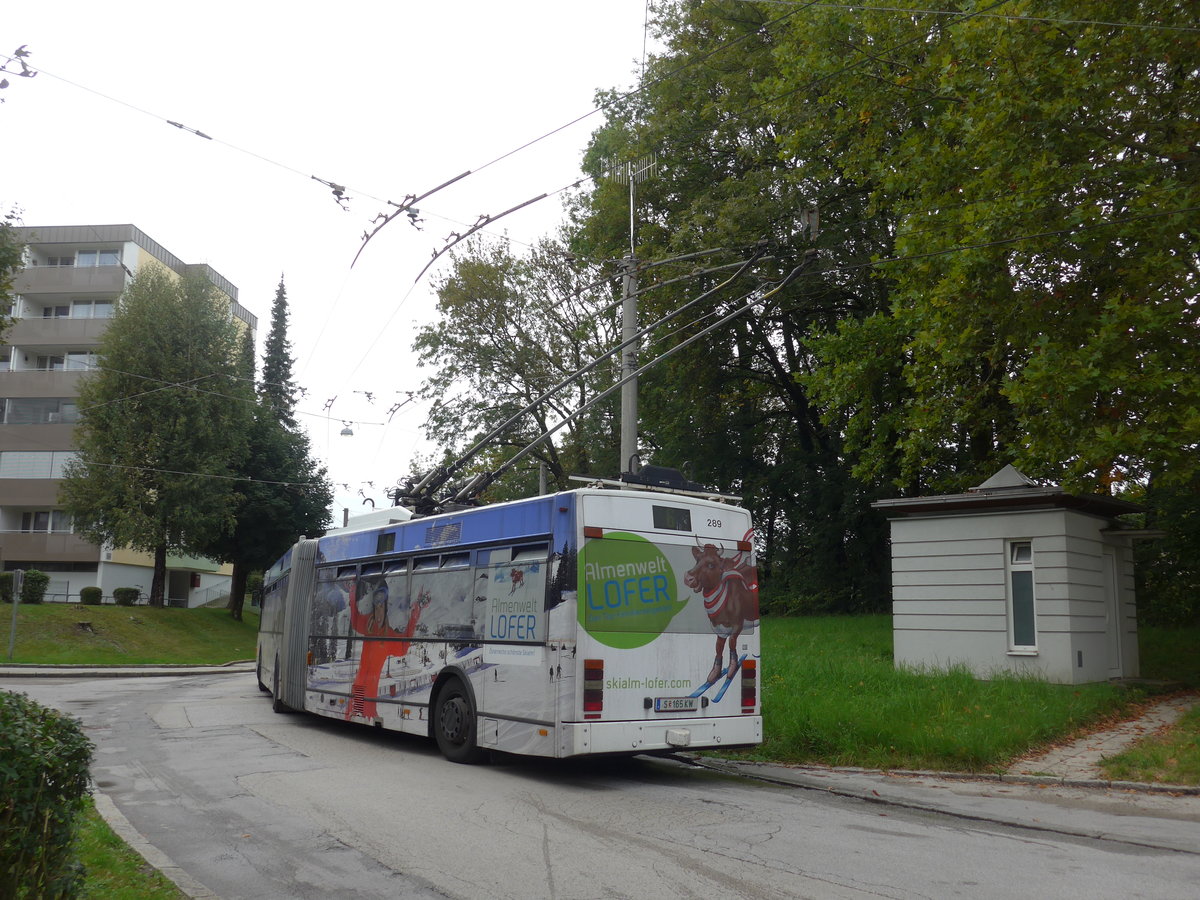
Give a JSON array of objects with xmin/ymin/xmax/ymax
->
[
  {"xmin": 741, "ymin": 658, "xmax": 757, "ymax": 712},
  {"xmin": 583, "ymin": 658, "xmax": 604, "ymax": 719}
]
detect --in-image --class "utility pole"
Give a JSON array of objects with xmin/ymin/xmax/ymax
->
[{"xmin": 603, "ymin": 154, "xmax": 657, "ymax": 477}]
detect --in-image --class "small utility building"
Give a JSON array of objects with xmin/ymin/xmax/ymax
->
[{"xmin": 873, "ymin": 466, "xmax": 1145, "ymax": 685}]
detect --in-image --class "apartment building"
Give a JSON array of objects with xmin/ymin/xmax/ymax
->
[{"xmin": 1, "ymin": 224, "xmax": 256, "ymax": 605}]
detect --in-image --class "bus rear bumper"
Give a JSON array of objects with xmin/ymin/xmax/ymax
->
[{"xmin": 559, "ymin": 716, "xmax": 762, "ymax": 758}]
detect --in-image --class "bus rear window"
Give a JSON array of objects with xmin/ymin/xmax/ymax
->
[{"xmin": 652, "ymin": 505, "xmax": 692, "ymax": 532}]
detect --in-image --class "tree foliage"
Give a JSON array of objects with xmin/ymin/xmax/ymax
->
[
  {"xmin": 60, "ymin": 265, "xmax": 250, "ymax": 607},
  {"xmin": 412, "ymin": 235, "xmax": 623, "ymax": 501},
  {"xmin": 0, "ymin": 207, "xmax": 24, "ymax": 342},
  {"xmin": 781, "ymin": 0, "xmax": 1200, "ymax": 495},
  {"xmin": 562, "ymin": 0, "xmax": 1196, "ymax": 611}
]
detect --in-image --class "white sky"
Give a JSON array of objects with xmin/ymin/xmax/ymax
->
[{"xmin": 2, "ymin": 1, "xmax": 654, "ymax": 521}]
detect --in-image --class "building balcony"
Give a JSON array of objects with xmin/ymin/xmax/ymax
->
[
  {"xmin": 13, "ymin": 264, "xmax": 126, "ymax": 298},
  {"xmin": 0, "ymin": 531, "xmax": 100, "ymax": 564},
  {"xmin": 0, "ymin": 478, "xmax": 64, "ymax": 506},
  {"xmin": 0, "ymin": 370, "xmax": 86, "ymax": 397},
  {"xmin": 4, "ymin": 317, "xmax": 110, "ymax": 347}
]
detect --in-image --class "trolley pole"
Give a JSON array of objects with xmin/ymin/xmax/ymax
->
[{"xmin": 620, "ymin": 255, "xmax": 638, "ymax": 476}]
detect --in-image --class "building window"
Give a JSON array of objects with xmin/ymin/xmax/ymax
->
[
  {"xmin": 71, "ymin": 299, "xmax": 114, "ymax": 319},
  {"xmin": 20, "ymin": 510, "xmax": 73, "ymax": 533},
  {"xmin": 76, "ymin": 249, "xmax": 120, "ymax": 267},
  {"xmin": 42, "ymin": 305, "xmax": 70, "ymax": 318},
  {"xmin": 1007, "ymin": 541, "xmax": 1037, "ymax": 651},
  {"xmin": 44, "ymin": 255, "xmax": 75, "ymax": 267},
  {"xmin": 65, "ymin": 351, "xmax": 97, "ymax": 371},
  {"xmin": 0, "ymin": 451, "xmax": 78, "ymax": 478},
  {"xmin": 0, "ymin": 398, "xmax": 80, "ymax": 425}
]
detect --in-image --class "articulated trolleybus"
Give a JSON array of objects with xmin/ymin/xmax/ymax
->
[{"xmin": 258, "ymin": 478, "xmax": 761, "ymax": 763}]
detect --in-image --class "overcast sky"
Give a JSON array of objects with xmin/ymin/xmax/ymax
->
[{"xmin": 2, "ymin": 1, "xmax": 655, "ymax": 521}]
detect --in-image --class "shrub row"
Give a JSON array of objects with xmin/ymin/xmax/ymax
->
[
  {"xmin": 0, "ymin": 578, "xmax": 139, "ymax": 605},
  {"xmin": 0, "ymin": 571, "xmax": 49, "ymax": 604},
  {"xmin": 0, "ymin": 690, "xmax": 94, "ymax": 899}
]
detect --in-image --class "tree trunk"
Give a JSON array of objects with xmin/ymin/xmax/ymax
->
[
  {"xmin": 149, "ymin": 544, "xmax": 167, "ymax": 608},
  {"xmin": 227, "ymin": 561, "xmax": 249, "ymax": 622}
]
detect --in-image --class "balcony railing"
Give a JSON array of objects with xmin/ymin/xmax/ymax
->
[
  {"xmin": 3, "ymin": 317, "xmax": 110, "ymax": 346},
  {"xmin": 13, "ymin": 265, "xmax": 126, "ymax": 297},
  {"xmin": 0, "ymin": 530, "xmax": 100, "ymax": 563}
]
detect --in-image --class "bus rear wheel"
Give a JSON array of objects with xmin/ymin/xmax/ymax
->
[{"xmin": 434, "ymin": 678, "xmax": 483, "ymax": 764}]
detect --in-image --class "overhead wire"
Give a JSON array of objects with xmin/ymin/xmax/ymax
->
[
  {"xmin": 14, "ymin": 200, "xmax": 1190, "ymax": 497},
  {"xmin": 424, "ymin": 200, "xmax": 1198, "ymax": 507}
]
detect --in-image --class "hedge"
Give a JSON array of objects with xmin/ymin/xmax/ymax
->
[
  {"xmin": 0, "ymin": 691, "xmax": 94, "ymax": 899},
  {"xmin": 113, "ymin": 588, "xmax": 139, "ymax": 607},
  {"xmin": 19, "ymin": 571, "xmax": 50, "ymax": 605}
]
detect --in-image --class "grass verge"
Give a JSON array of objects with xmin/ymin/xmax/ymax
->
[
  {"xmin": 725, "ymin": 615, "xmax": 1198, "ymax": 773},
  {"xmin": 77, "ymin": 799, "xmax": 185, "ymax": 900},
  {"xmin": 0, "ymin": 603, "xmax": 259, "ymax": 665},
  {"xmin": 1100, "ymin": 704, "xmax": 1200, "ymax": 787}
]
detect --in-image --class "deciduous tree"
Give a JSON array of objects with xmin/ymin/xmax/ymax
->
[
  {"xmin": 0, "ymin": 207, "xmax": 23, "ymax": 342},
  {"xmin": 412, "ymin": 236, "xmax": 621, "ymax": 502},
  {"xmin": 61, "ymin": 265, "xmax": 250, "ymax": 607}
]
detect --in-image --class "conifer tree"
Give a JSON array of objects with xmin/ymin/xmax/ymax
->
[{"xmin": 199, "ymin": 277, "xmax": 332, "ymax": 620}]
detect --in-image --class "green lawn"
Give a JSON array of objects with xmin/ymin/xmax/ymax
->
[
  {"xmin": 732, "ymin": 615, "xmax": 1200, "ymax": 774},
  {"xmin": 77, "ymin": 800, "xmax": 185, "ymax": 900},
  {"xmin": 0, "ymin": 603, "xmax": 259, "ymax": 665}
]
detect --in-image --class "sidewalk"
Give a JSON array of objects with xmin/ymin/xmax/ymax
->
[{"xmin": 1005, "ymin": 692, "xmax": 1199, "ymax": 784}]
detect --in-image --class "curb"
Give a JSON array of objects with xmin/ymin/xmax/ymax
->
[
  {"xmin": 694, "ymin": 758, "xmax": 1200, "ymax": 797},
  {"xmin": 0, "ymin": 662, "xmax": 255, "ymax": 678},
  {"xmin": 92, "ymin": 791, "xmax": 222, "ymax": 900}
]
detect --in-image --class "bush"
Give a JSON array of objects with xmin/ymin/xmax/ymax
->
[
  {"xmin": 0, "ymin": 691, "xmax": 94, "ymax": 899},
  {"xmin": 112, "ymin": 588, "xmax": 139, "ymax": 607},
  {"xmin": 79, "ymin": 587, "xmax": 102, "ymax": 607},
  {"xmin": 18, "ymin": 571, "xmax": 49, "ymax": 605},
  {"xmin": 0, "ymin": 573, "xmax": 12, "ymax": 604}
]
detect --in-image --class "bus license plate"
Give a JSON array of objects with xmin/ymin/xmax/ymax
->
[{"xmin": 655, "ymin": 697, "xmax": 699, "ymax": 713}]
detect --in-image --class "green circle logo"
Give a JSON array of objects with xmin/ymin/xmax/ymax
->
[{"xmin": 581, "ymin": 533, "xmax": 685, "ymax": 648}]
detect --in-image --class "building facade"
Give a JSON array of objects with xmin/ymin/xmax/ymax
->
[
  {"xmin": 874, "ymin": 466, "xmax": 1144, "ymax": 685},
  {"xmin": 1, "ymin": 224, "xmax": 256, "ymax": 605}
]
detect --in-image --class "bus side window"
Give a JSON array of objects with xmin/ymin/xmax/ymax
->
[{"xmin": 311, "ymin": 566, "xmax": 351, "ymax": 664}]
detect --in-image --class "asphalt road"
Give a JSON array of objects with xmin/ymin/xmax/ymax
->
[{"xmin": 4, "ymin": 671, "xmax": 1199, "ymax": 899}]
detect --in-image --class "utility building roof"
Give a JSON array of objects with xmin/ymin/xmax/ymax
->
[{"xmin": 871, "ymin": 465, "xmax": 1144, "ymax": 519}]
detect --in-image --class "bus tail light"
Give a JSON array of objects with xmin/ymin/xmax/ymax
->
[
  {"xmin": 583, "ymin": 658, "xmax": 604, "ymax": 719},
  {"xmin": 741, "ymin": 658, "xmax": 757, "ymax": 712}
]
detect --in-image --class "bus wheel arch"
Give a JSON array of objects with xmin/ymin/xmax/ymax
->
[{"xmin": 431, "ymin": 671, "xmax": 484, "ymax": 764}]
